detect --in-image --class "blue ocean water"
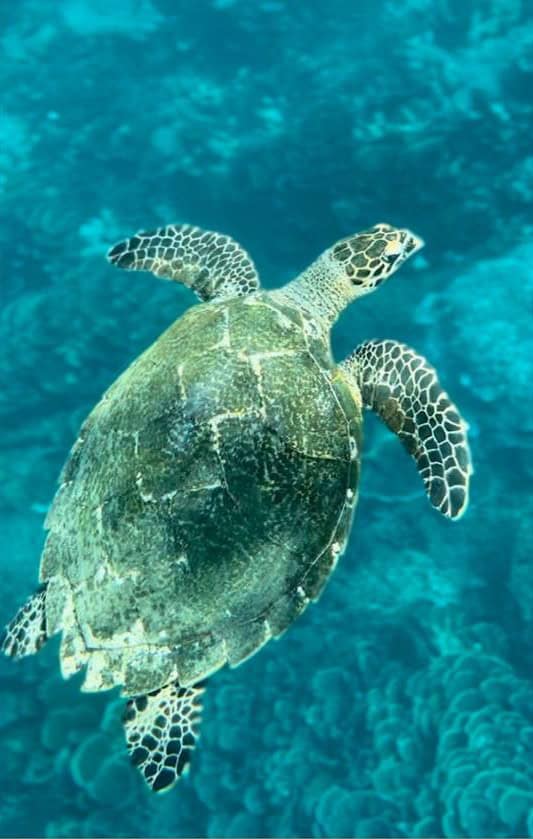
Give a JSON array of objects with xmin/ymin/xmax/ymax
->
[{"xmin": 1, "ymin": 0, "xmax": 532, "ymax": 836}]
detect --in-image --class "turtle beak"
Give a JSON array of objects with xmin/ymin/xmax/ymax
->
[
  {"xmin": 402, "ymin": 229, "xmax": 425, "ymax": 257},
  {"xmin": 381, "ymin": 228, "xmax": 424, "ymax": 271}
]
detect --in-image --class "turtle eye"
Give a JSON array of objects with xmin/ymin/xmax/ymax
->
[{"xmin": 383, "ymin": 251, "xmax": 400, "ymax": 266}]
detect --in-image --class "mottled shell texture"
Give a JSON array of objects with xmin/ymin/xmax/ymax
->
[{"xmin": 41, "ymin": 293, "xmax": 361, "ymax": 695}]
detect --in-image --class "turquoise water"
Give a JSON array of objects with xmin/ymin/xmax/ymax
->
[{"xmin": 1, "ymin": 1, "xmax": 532, "ymax": 836}]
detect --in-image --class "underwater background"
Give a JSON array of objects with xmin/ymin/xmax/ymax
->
[{"xmin": 1, "ymin": 0, "xmax": 532, "ymax": 837}]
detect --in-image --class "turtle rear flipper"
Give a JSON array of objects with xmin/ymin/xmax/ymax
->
[
  {"xmin": 107, "ymin": 224, "xmax": 260, "ymax": 302},
  {"xmin": 123, "ymin": 681, "xmax": 205, "ymax": 793},
  {"xmin": 341, "ymin": 340, "xmax": 472, "ymax": 519},
  {"xmin": 2, "ymin": 584, "xmax": 49, "ymax": 659}
]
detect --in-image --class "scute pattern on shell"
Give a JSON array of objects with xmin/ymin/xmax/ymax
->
[{"xmin": 40, "ymin": 294, "xmax": 362, "ymax": 695}]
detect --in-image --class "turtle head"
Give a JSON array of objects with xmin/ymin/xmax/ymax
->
[
  {"xmin": 280, "ymin": 222, "xmax": 424, "ymax": 328},
  {"xmin": 330, "ymin": 223, "xmax": 424, "ymax": 298}
]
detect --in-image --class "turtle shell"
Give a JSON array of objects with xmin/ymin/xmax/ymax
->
[{"xmin": 41, "ymin": 293, "xmax": 362, "ymax": 695}]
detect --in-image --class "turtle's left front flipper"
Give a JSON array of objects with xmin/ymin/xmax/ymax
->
[
  {"xmin": 341, "ymin": 340, "xmax": 472, "ymax": 519},
  {"xmin": 107, "ymin": 224, "xmax": 260, "ymax": 302},
  {"xmin": 123, "ymin": 681, "xmax": 205, "ymax": 793}
]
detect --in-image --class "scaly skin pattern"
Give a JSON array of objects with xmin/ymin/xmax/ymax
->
[{"xmin": 41, "ymin": 293, "xmax": 362, "ymax": 695}]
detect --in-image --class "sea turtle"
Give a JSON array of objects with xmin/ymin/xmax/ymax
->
[{"xmin": 2, "ymin": 222, "xmax": 471, "ymax": 792}]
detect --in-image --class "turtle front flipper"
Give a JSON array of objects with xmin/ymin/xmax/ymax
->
[
  {"xmin": 107, "ymin": 224, "xmax": 260, "ymax": 302},
  {"xmin": 341, "ymin": 340, "xmax": 472, "ymax": 519},
  {"xmin": 1, "ymin": 583, "xmax": 49, "ymax": 659},
  {"xmin": 123, "ymin": 681, "xmax": 205, "ymax": 793}
]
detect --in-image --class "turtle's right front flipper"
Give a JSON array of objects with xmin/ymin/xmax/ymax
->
[
  {"xmin": 107, "ymin": 224, "xmax": 260, "ymax": 302},
  {"xmin": 1, "ymin": 583, "xmax": 49, "ymax": 659},
  {"xmin": 341, "ymin": 340, "xmax": 472, "ymax": 519}
]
